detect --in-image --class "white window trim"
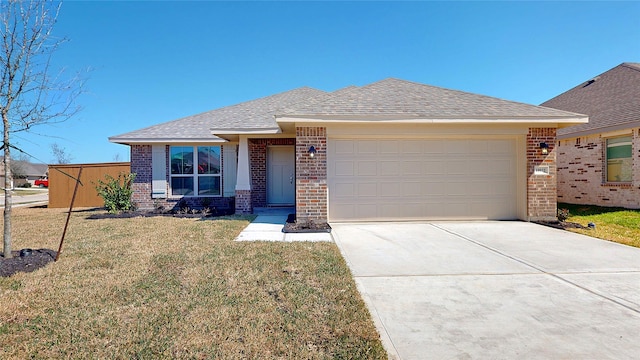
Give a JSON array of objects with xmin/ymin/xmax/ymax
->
[{"xmin": 169, "ymin": 145, "xmax": 223, "ymax": 197}]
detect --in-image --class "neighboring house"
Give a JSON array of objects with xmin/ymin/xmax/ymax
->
[
  {"xmin": 0, "ymin": 158, "xmax": 48, "ymax": 187},
  {"xmin": 109, "ymin": 78, "xmax": 586, "ymax": 223},
  {"xmin": 541, "ymin": 63, "xmax": 640, "ymax": 209}
]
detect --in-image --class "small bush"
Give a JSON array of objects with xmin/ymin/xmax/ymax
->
[
  {"xmin": 95, "ymin": 173, "xmax": 136, "ymax": 213},
  {"xmin": 557, "ymin": 208, "xmax": 570, "ymax": 222}
]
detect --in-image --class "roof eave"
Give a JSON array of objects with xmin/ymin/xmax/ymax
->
[
  {"xmin": 276, "ymin": 115, "xmax": 589, "ymax": 125},
  {"xmin": 558, "ymin": 120, "xmax": 640, "ymax": 140},
  {"xmin": 210, "ymin": 127, "xmax": 282, "ymax": 135},
  {"xmin": 108, "ymin": 137, "xmax": 228, "ymax": 145}
]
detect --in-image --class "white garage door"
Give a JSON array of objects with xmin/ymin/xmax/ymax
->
[{"xmin": 328, "ymin": 138, "xmax": 518, "ymax": 221}]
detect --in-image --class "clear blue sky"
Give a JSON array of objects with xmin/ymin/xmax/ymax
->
[{"xmin": 15, "ymin": 1, "xmax": 640, "ymax": 165}]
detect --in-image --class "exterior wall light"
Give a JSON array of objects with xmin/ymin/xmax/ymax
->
[
  {"xmin": 540, "ymin": 142, "xmax": 549, "ymax": 155},
  {"xmin": 308, "ymin": 145, "xmax": 317, "ymax": 158}
]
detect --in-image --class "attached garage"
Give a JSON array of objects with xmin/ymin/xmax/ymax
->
[{"xmin": 328, "ymin": 137, "xmax": 522, "ymax": 221}]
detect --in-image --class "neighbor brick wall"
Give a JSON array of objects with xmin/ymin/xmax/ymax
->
[
  {"xmin": 295, "ymin": 127, "xmax": 328, "ymax": 223},
  {"xmin": 248, "ymin": 138, "xmax": 295, "ymax": 208},
  {"xmin": 557, "ymin": 128, "xmax": 640, "ymax": 208},
  {"xmin": 527, "ymin": 128, "xmax": 557, "ymax": 221},
  {"xmin": 130, "ymin": 144, "xmax": 235, "ymax": 213}
]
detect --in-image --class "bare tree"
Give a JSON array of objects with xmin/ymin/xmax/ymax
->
[
  {"xmin": 50, "ymin": 142, "xmax": 73, "ymax": 164},
  {"xmin": 1, "ymin": 0, "xmax": 84, "ymax": 258},
  {"xmin": 9, "ymin": 153, "xmax": 30, "ymax": 182}
]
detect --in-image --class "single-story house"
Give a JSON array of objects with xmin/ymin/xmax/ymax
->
[
  {"xmin": 541, "ymin": 63, "xmax": 640, "ymax": 209},
  {"xmin": 0, "ymin": 158, "xmax": 48, "ymax": 187},
  {"xmin": 109, "ymin": 78, "xmax": 587, "ymax": 223}
]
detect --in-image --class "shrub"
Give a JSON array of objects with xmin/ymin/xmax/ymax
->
[
  {"xmin": 557, "ymin": 208, "xmax": 570, "ymax": 222},
  {"xmin": 95, "ymin": 173, "xmax": 136, "ymax": 213}
]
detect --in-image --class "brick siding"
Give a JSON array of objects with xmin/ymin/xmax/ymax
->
[
  {"xmin": 235, "ymin": 189, "xmax": 252, "ymax": 214},
  {"xmin": 295, "ymin": 127, "xmax": 328, "ymax": 223},
  {"xmin": 527, "ymin": 128, "xmax": 557, "ymax": 220},
  {"xmin": 130, "ymin": 144, "xmax": 235, "ymax": 213},
  {"xmin": 557, "ymin": 129, "xmax": 640, "ymax": 208},
  {"xmin": 248, "ymin": 138, "xmax": 295, "ymax": 208},
  {"xmin": 131, "ymin": 145, "xmax": 153, "ymax": 209}
]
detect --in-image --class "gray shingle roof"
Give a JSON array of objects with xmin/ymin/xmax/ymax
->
[
  {"xmin": 110, "ymin": 87, "xmax": 326, "ymax": 143},
  {"xmin": 110, "ymin": 78, "xmax": 586, "ymax": 144},
  {"xmin": 541, "ymin": 63, "xmax": 640, "ymax": 137},
  {"xmin": 281, "ymin": 78, "xmax": 584, "ymax": 119}
]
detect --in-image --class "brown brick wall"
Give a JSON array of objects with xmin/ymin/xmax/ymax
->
[
  {"xmin": 235, "ymin": 189, "xmax": 252, "ymax": 214},
  {"xmin": 557, "ymin": 129, "xmax": 640, "ymax": 208},
  {"xmin": 131, "ymin": 145, "xmax": 153, "ymax": 209},
  {"xmin": 527, "ymin": 128, "xmax": 557, "ymax": 220},
  {"xmin": 130, "ymin": 144, "xmax": 235, "ymax": 213},
  {"xmin": 295, "ymin": 127, "xmax": 328, "ymax": 223},
  {"xmin": 248, "ymin": 138, "xmax": 295, "ymax": 208}
]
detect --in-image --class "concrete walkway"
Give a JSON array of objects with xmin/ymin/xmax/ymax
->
[
  {"xmin": 332, "ymin": 221, "xmax": 640, "ymax": 360},
  {"xmin": 235, "ymin": 207, "xmax": 333, "ymax": 242}
]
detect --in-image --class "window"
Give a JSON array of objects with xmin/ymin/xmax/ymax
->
[
  {"xmin": 170, "ymin": 146, "xmax": 221, "ymax": 196},
  {"xmin": 606, "ymin": 136, "xmax": 632, "ymax": 182}
]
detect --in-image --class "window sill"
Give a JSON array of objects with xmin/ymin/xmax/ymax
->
[
  {"xmin": 602, "ymin": 182, "xmax": 633, "ymax": 188},
  {"xmin": 169, "ymin": 194, "xmax": 223, "ymax": 199}
]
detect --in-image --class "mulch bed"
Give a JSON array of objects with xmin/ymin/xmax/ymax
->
[
  {"xmin": 282, "ymin": 214, "xmax": 332, "ymax": 233},
  {"xmin": 534, "ymin": 220, "xmax": 589, "ymax": 230},
  {"xmin": 0, "ymin": 249, "xmax": 57, "ymax": 277},
  {"xmin": 86, "ymin": 209, "xmax": 235, "ymax": 220}
]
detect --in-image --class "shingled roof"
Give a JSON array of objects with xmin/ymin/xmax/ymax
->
[
  {"xmin": 280, "ymin": 78, "xmax": 584, "ymax": 119},
  {"xmin": 541, "ymin": 63, "xmax": 640, "ymax": 138},
  {"xmin": 110, "ymin": 87, "xmax": 326, "ymax": 143},
  {"xmin": 110, "ymin": 78, "xmax": 586, "ymax": 144}
]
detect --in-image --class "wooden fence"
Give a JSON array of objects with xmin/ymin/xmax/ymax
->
[{"xmin": 48, "ymin": 162, "xmax": 131, "ymax": 208}]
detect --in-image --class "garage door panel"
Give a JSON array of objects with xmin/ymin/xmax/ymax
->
[
  {"xmin": 329, "ymin": 138, "xmax": 518, "ymax": 221},
  {"xmin": 358, "ymin": 140, "xmax": 378, "ymax": 154},
  {"xmin": 380, "ymin": 182, "xmax": 402, "ymax": 197},
  {"xmin": 357, "ymin": 183, "xmax": 377, "ymax": 197},
  {"xmin": 334, "ymin": 140, "xmax": 355, "ymax": 154},
  {"xmin": 403, "ymin": 182, "xmax": 422, "ymax": 196},
  {"xmin": 380, "ymin": 160, "xmax": 400, "ymax": 175},
  {"xmin": 357, "ymin": 161, "xmax": 378, "ymax": 176},
  {"xmin": 379, "ymin": 141, "xmax": 400, "ymax": 154},
  {"xmin": 335, "ymin": 161, "xmax": 354, "ymax": 176},
  {"xmin": 333, "ymin": 182, "xmax": 355, "ymax": 197}
]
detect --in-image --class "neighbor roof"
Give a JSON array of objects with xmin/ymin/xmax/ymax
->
[
  {"xmin": 541, "ymin": 63, "xmax": 640, "ymax": 138},
  {"xmin": 109, "ymin": 87, "xmax": 327, "ymax": 144},
  {"xmin": 279, "ymin": 78, "xmax": 585, "ymax": 120}
]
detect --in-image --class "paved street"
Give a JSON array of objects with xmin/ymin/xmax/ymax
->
[{"xmin": 0, "ymin": 190, "xmax": 48, "ymax": 208}]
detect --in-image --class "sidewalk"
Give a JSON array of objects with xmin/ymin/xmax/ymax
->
[
  {"xmin": 235, "ymin": 207, "xmax": 333, "ymax": 242},
  {"xmin": 0, "ymin": 190, "xmax": 48, "ymax": 208}
]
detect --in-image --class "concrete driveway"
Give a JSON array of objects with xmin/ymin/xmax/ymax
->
[{"xmin": 331, "ymin": 221, "xmax": 640, "ymax": 360}]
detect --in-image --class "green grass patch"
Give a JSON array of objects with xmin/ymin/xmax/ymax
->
[
  {"xmin": 0, "ymin": 207, "xmax": 386, "ymax": 359},
  {"xmin": 558, "ymin": 203, "xmax": 640, "ymax": 248}
]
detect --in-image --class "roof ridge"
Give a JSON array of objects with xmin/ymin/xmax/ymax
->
[
  {"xmin": 621, "ymin": 62, "xmax": 640, "ymax": 72},
  {"xmin": 370, "ymin": 78, "xmax": 584, "ymax": 116}
]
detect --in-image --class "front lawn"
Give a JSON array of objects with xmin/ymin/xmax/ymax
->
[
  {"xmin": 559, "ymin": 203, "xmax": 640, "ymax": 248},
  {"xmin": 0, "ymin": 208, "xmax": 386, "ymax": 359}
]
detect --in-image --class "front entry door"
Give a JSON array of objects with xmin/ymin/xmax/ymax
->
[{"xmin": 267, "ymin": 146, "xmax": 295, "ymax": 205}]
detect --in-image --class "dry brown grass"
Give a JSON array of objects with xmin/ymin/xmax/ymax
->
[{"xmin": 0, "ymin": 207, "xmax": 386, "ymax": 359}]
